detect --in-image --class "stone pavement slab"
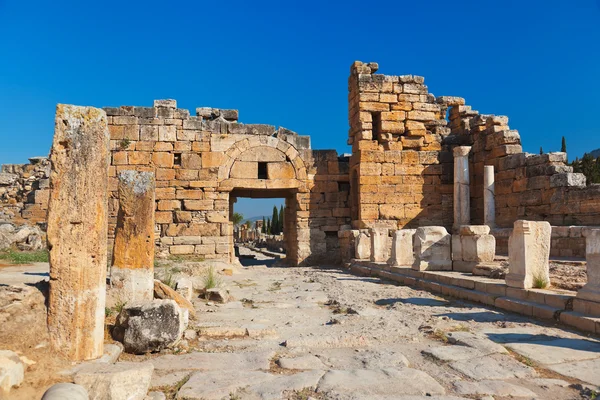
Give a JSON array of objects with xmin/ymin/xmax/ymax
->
[
  {"xmin": 503, "ymin": 337, "xmax": 600, "ymax": 365},
  {"xmin": 449, "ymin": 354, "xmax": 537, "ymax": 380},
  {"xmin": 547, "ymin": 358, "xmax": 600, "ymax": 387},
  {"xmin": 453, "ymin": 380, "xmax": 538, "ymax": 397},
  {"xmin": 151, "ymin": 350, "xmax": 275, "ymax": 372},
  {"xmin": 423, "ymin": 345, "xmax": 485, "ymax": 362}
]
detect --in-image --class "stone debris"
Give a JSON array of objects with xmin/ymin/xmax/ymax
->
[
  {"xmin": 113, "ymin": 300, "xmax": 186, "ymax": 354},
  {"xmin": 0, "ymin": 223, "xmax": 44, "ymax": 251},
  {"xmin": 199, "ymin": 287, "xmax": 231, "ymax": 303},
  {"xmin": 0, "ymin": 350, "xmax": 24, "ymax": 395},
  {"xmin": 41, "ymin": 383, "xmax": 89, "ymax": 400},
  {"xmin": 74, "ymin": 361, "xmax": 153, "ymax": 400},
  {"xmin": 153, "ymin": 280, "xmax": 196, "ymax": 318}
]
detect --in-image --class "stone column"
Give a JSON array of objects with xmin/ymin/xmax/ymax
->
[
  {"xmin": 110, "ymin": 171, "xmax": 155, "ymax": 303},
  {"xmin": 577, "ymin": 229, "xmax": 600, "ymax": 303},
  {"xmin": 453, "ymin": 146, "xmax": 471, "ymax": 232},
  {"xmin": 389, "ymin": 229, "xmax": 416, "ymax": 267},
  {"xmin": 483, "ymin": 165, "xmax": 495, "ymax": 228},
  {"xmin": 506, "ymin": 220, "xmax": 551, "ymax": 289},
  {"xmin": 47, "ymin": 104, "xmax": 110, "ymax": 361}
]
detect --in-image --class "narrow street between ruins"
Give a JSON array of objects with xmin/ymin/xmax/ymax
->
[{"xmin": 118, "ymin": 246, "xmax": 597, "ymax": 399}]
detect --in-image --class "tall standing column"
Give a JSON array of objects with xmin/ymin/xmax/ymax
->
[
  {"xmin": 47, "ymin": 104, "xmax": 110, "ymax": 361},
  {"xmin": 110, "ymin": 171, "xmax": 156, "ymax": 303},
  {"xmin": 483, "ymin": 165, "xmax": 496, "ymax": 228},
  {"xmin": 453, "ymin": 146, "xmax": 471, "ymax": 232}
]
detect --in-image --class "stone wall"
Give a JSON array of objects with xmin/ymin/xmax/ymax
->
[
  {"xmin": 0, "ymin": 157, "xmax": 50, "ymax": 225},
  {"xmin": 347, "ymin": 61, "xmax": 457, "ymax": 230}
]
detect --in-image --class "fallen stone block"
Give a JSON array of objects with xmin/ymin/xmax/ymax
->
[
  {"xmin": 42, "ymin": 383, "xmax": 88, "ymax": 400},
  {"xmin": 113, "ymin": 300, "xmax": 186, "ymax": 354},
  {"xmin": 0, "ymin": 350, "xmax": 24, "ymax": 395},
  {"xmin": 413, "ymin": 226, "xmax": 452, "ymax": 271},
  {"xmin": 74, "ymin": 361, "xmax": 153, "ymax": 400}
]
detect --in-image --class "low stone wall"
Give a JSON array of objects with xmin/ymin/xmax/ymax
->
[{"xmin": 0, "ymin": 157, "xmax": 50, "ymax": 226}]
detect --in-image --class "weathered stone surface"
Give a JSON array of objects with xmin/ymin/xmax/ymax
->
[
  {"xmin": 113, "ymin": 300, "xmax": 186, "ymax": 354},
  {"xmin": 446, "ymin": 331, "xmax": 508, "ymax": 355},
  {"xmin": 389, "ymin": 229, "xmax": 416, "ymax": 267},
  {"xmin": 74, "ymin": 361, "xmax": 153, "ymax": 400},
  {"xmin": 175, "ymin": 277, "xmax": 193, "ymax": 301},
  {"xmin": 0, "ymin": 350, "xmax": 24, "ymax": 395},
  {"xmin": 423, "ymin": 346, "xmax": 485, "ymax": 361},
  {"xmin": 355, "ymin": 230, "xmax": 371, "ymax": 260},
  {"xmin": 47, "ymin": 104, "xmax": 110, "ymax": 361},
  {"xmin": 277, "ymin": 355, "xmax": 326, "ymax": 370},
  {"xmin": 547, "ymin": 358, "xmax": 600, "ymax": 386},
  {"xmin": 483, "ymin": 165, "xmax": 495, "ymax": 227},
  {"xmin": 453, "ymin": 146, "xmax": 471, "ymax": 231},
  {"xmin": 449, "ymin": 354, "xmax": 536, "ymax": 380},
  {"xmin": 153, "ymin": 280, "xmax": 196, "ymax": 318},
  {"xmin": 413, "ymin": 226, "xmax": 451, "ymax": 271},
  {"xmin": 317, "ymin": 368, "xmax": 445, "ymax": 397},
  {"xmin": 42, "ymin": 383, "xmax": 89, "ymax": 400},
  {"xmin": 453, "ymin": 380, "xmax": 537, "ymax": 398},
  {"xmin": 151, "ymin": 350, "xmax": 275, "ymax": 372},
  {"xmin": 370, "ymin": 227, "xmax": 390, "ymax": 262},
  {"xmin": 577, "ymin": 228, "xmax": 600, "ymax": 303},
  {"xmin": 459, "ymin": 225, "xmax": 490, "ymax": 236},
  {"xmin": 506, "ymin": 220, "xmax": 551, "ymax": 289},
  {"xmin": 111, "ymin": 171, "xmax": 155, "ymax": 303}
]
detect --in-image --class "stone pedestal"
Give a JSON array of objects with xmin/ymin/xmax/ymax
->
[
  {"xmin": 355, "ymin": 230, "xmax": 371, "ymax": 260},
  {"xmin": 452, "ymin": 225, "xmax": 496, "ymax": 273},
  {"xmin": 110, "ymin": 171, "xmax": 156, "ymax": 303},
  {"xmin": 370, "ymin": 228, "xmax": 390, "ymax": 263},
  {"xmin": 506, "ymin": 220, "xmax": 551, "ymax": 289},
  {"xmin": 47, "ymin": 104, "xmax": 110, "ymax": 361},
  {"xmin": 413, "ymin": 226, "xmax": 452, "ymax": 271},
  {"xmin": 338, "ymin": 229, "xmax": 359, "ymax": 265},
  {"xmin": 573, "ymin": 229, "xmax": 600, "ymax": 317},
  {"xmin": 483, "ymin": 165, "xmax": 495, "ymax": 228},
  {"xmin": 453, "ymin": 146, "xmax": 471, "ymax": 232},
  {"xmin": 389, "ymin": 229, "xmax": 416, "ymax": 267}
]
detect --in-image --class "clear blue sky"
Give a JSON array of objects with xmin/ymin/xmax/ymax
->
[{"xmin": 1, "ymin": 1, "xmax": 599, "ymax": 217}]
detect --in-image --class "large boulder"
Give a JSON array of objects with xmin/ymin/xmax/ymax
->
[
  {"xmin": 74, "ymin": 362, "xmax": 153, "ymax": 400},
  {"xmin": 113, "ymin": 300, "xmax": 186, "ymax": 354}
]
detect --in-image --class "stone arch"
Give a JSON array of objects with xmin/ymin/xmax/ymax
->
[{"xmin": 217, "ymin": 136, "xmax": 308, "ymax": 191}]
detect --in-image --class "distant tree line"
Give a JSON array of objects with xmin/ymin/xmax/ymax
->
[{"xmin": 261, "ymin": 205, "xmax": 285, "ymax": 235}]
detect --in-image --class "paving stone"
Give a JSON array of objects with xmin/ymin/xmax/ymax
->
[
  {"xmin": 453, "ymin": 380, "xmax": 538, "ymax": 397},
  {"xmin": 284, "ymin": 334, "xmax": 370, "ymax": 348},
  {"xmin": 423, "ymin": 345, "xmax": 485, "ymax": 361},
  {"xmin": 277, "ymin": 355, "xmax": 326, "ymax": 370},
  {"xmin": 547, "ymin": 358, "xmax": 600, "ymax": 386},
  {"xmin": 316, "ymin": 368, "xmax": 445, "ymax": 397},
  {"xmin": 449, "ymin": 354, "xmax": 536, "ymax": 380},
  {"xmin": 74, "ymin": 361, "xmax": 153, "ymax": 400},
  {"xmin": 446, "ymin": 331, "xmax": 508, "ymax": 355},
  {"xmin": 150, "ymin": 370, "xmax": 191, "ymax": 389},
  {"xmin": 504, "ymin": 337, "xmax": 600, "ymax": 365},
  {"xmin": 531, "ymin": 378, "xmax": 571, "ymax": 388},
  {"xmin": 151, "ymin": 350, "xmax": 275, "ymax": 371},
  {"xmin": 176, "ymin": 369, "xmax": 324, "ymax": 400},
  {"xmin": 314, "ymin": 348, "xmax": 410, "ymax": 369}
]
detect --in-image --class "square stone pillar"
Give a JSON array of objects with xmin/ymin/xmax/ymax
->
[
  {"xmin": 370, "ymin": 228, "xmax": 390, "ymax": 263},
  {"xmin": 573, "ymin": 229, "xmax": 600, "ymax": 316},
  {"xmin": 389, "ymin": 229, "xmax": 416, "ymax": 267},
  {"xmin": 483, "ymin": 165, "xmax": 495, "ymax": 228},
  {"xmin": 413, "ymin": 226, "xmax": 452, "ymax": 271},
  {"xmin": 506, "ymin": 220, "xmax": 551, "ymax": 289},
  {"xmin": 47, "ymin": 104, "xmax": 110, "ymax": 361},
  {"xmin": 452, "ymin": 225, "xmax": 496, "ymax": 273},
  {"xmin": 110, "ymin": 171, "xmax": 156, "ymax": 303},
  {"xmin": 355, "ymin": 230, "xmax": 371, "ymax": 260},
  {"xmin": 453, "ymin": 146, "xmax": 471, "ymax": 232}
]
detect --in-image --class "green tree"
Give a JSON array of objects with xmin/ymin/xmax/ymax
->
[
  {"xmin": 232, "ymin": 212, "xmax": 244, "ymax": 226},
  {"xmin": 245, "ymin": 220, "xmax": 252, "ymax": 229},
  {"xmin": 539, "ymin": 146, "xmax": 543, "ymax": 155},
  {"xmin": 271, "ymin": 206, "xmax": 279, "ymax": 235},
  {"xmin": 266, "ymin": 218, "xmax": 271, "ymax": 234},
  {"xmin": 261, "ymin": 216, "xmax": 266, "ymax": 233},
  {"xmin": 278, "ymin": 205, "xmax": 284, "ymax": 233},
  {"xmin": 561, "ymin": 136, "xmax": 567, "ymax": 153}
]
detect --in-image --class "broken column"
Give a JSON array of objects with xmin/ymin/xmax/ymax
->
[
  {"xmin": 355, "ymin": 230, "xmax": 371, "ymax": 260},
  {"xmin": 389, "ymin": 229, "xmax": 416, "ymax": 267},
  {"xmin": 47, "ymin": 104, "xmax": 110, "ymax": 361},
  {"xmin": 413, "ymin": 226, "xmax": 452, "ymax": 271},
  {"xmin": 453, "ymin": 146, "xmax": 471, "ymax": 231},
  {"xmin": 483, "ymin": 165, "xmax": 495, "ymax": 228},
  {"xmin": 506, "ymin": 220, "xmax": 551, "ymax": 289},
  {"xmin": 573, "ymin": 229, "xmax": 600, "ymax": 316},
  {"xmin": 110, "ymin": 171, "xmax": 156, "ymax": 303},
  {"xmin": 452, "ymin": 225, "xmax": 496, "ymax": 273},
  {"xmin": 370, "ymin": 227, "xmax": 390, "ymax": 263}
]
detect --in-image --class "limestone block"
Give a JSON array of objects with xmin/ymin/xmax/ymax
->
[
  {"xmin": 74, "ymin": 362, "xmax": 153, "ymax": 400},
  {"xmin": 113, "ymin": 300, "xmax": 186, "ymax": 354},
  {"xmin": 370, "ymin": 228, "xmax": 390, "ymax": 262},
  {"xmin": 577, "ymin": 229, "xmax": 600, "ymax": 304},
  {"xmin": 153, "ymin": 280, "xmax": 196, "ymax": 318},
  {"xmin": 413, "ymin": 226, "xmax": 451, "ymax": 271},
  {"xmin": 459, "ymin": 225, "xmax": 491, "ymax": 236},
  {"xmin": 389, "ymin": 229, "xmax": 416, "ymax": 267},
  {"xmin": 267, "ymin": 162, "xmax": 295, "ymax": 179},
  {"xmin": 238, "ymin": 146, "xmax": 285, "ymax": 162},
  {"xmin": 230, "ymin": 161, "xmax": 258, "ymax": 179},
  {"xmin": 111, "ymin": 171, "xmax": 155, "ymax": 303},
  {"xmin": 462, "ymin": 235, "xmax": 495, "ymax": 262},
  {"xmin": 355, "ymin": 230, "xmax": 371, "ymax": 260},
  {"xmin": 0, "ymin": 350, "xmax": 24, "ymax": 395},
  {"xmin": 47, "ymin": 104, "xmax": 110, "ymax": 361},
  {"xmin": 506, "ymin": 220, "xmax": 551, "ymax": 289}
]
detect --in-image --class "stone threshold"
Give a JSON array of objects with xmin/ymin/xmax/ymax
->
[{"xmin": 349, "ymin": 260, "xmax": 600, "ymax": 336}]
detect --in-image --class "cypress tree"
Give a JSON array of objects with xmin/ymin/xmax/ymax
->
[
  {"xmin": 561, "ymin": 136, "xmax": 567, "ymax": 153},
  {"xmin": 271, "ymin": 206, "xmax": 279, "ymax": 235},
  {"xmin": 262, "ymin": 217, "xmax": 266, "ymax": 234},
  {"xmin": 539, "ymin": 146, "xmax": 543, "ymax": 155},
  {"xmin": 279, "ymin": 205, "xmax": 284, "ymax": 233},
  {"xmin": 266, "ymin": 218, "xmax": 271, "ymax": 234}
]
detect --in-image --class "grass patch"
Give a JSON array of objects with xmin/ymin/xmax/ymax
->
[
  {"xmin": 202, "ymin": 266, "xmax": 222, "ymax": 299},
  {"xmin": 431, "ymin": 329, "xmax": 449, "ymax": 343},
  {"xmin": 448, "ymin": 324, "xmax": 470, "ymax": 332},
  {"xmin": 507, "ymin": 347, "xmax": 537, "ymax": 367},
  {"xmin": 0, "ymin": 249, "xmax": 48, "ymax": 264},
  {"xmin": 532, "ymin": 273, "xmax": 549, "ymax": 289},
  {"xmin": 114, "ymin": 299, "xmax": 127, "ymax": 314}
]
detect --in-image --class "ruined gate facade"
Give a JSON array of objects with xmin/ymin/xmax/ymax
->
[{"xmin": 2, "ymin": 61, "xmax": 600, "ymax": 261}]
